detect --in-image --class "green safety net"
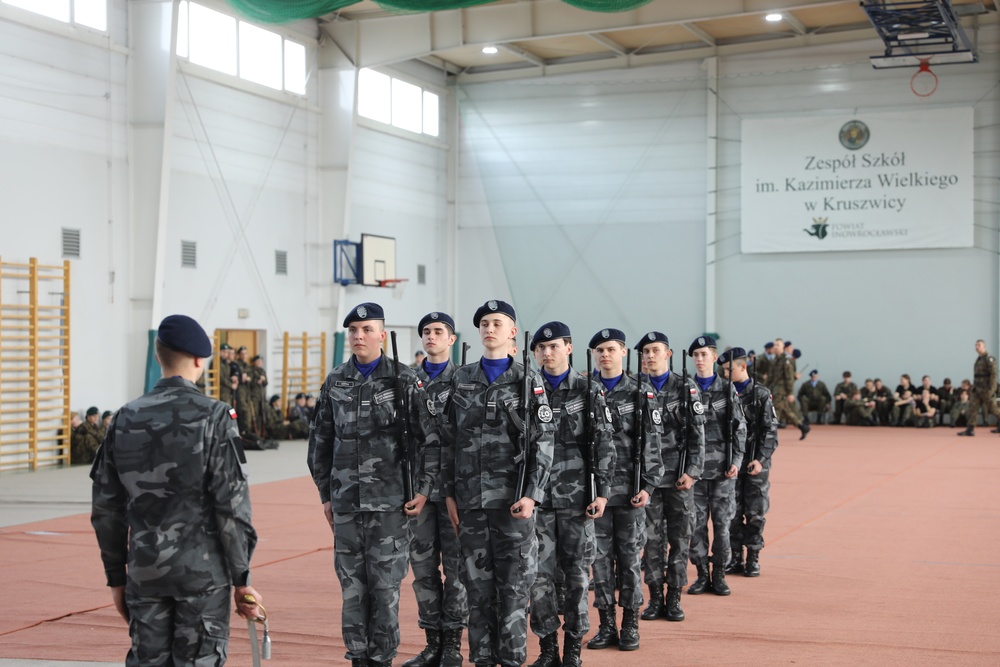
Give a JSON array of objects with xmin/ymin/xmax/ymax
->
[{"xmin": 226, "ymin": 0, "xmax": 654, "ymax": 24}]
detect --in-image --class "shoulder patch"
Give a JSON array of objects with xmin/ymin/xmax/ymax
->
[
  {"xmin": 426, "ymin": 398, "xmax": 437, "ymax": 416},
  {"xmin": 534, "ymin": 386, "xmax": 544, "ymax": 395},
  {"xmin": 335, "ymin": 380, "xmax": 355, "ymax": 388},
  {"xmin": 605, "ymin": 406, "xmax": 613, "ymax": 423},
  {"xmin": 651, "ymin": 409, "xmax": 662, "ymax": 425},
  {"xmin": 537, "ymin": 404, "xmax": 553, "ymax": 423},
  {"xmin": 229, "ymin": 408, "xmax": 238, "ymax": 420},
  {"xmin": 692, "ymin": 402, "xmax": 705, "ymax": 415}
]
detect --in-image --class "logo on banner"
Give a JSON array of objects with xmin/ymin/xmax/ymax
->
[
  {"xmin": 803, "ymin": 217, "xmax": 829, "ymax": 240},
  {"xmin": 839, "ymin": 120, "xmax": 869, "ymax": 150}
]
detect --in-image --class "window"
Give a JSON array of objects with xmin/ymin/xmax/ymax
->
[
  {"xmin": 61, "ymin": 228, "xmax": 80, "ymax": 259},
  {"xmin": 178, "ymin": 1, "xmax": 309, "ymax": 96},
  {"xmin": 275, "ymin": 250, "xmax": 288, "ymax": 276},
  {"xmin": 2, "ymin": 0, "xmax": 106, "ymax": 31},
  {"xmin": 181, "ymin": 241, "xmax": 197, "ymax": 268},
  {"xmin": 358, "ymin": 68, "xmax": 441, "ymax": 138}
]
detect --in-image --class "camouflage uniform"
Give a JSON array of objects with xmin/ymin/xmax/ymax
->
[
  {"xmin": 690, "ymin": 375, "xmax": 746, "ymax": 579},
  {"xmin": 250, "ymin": 364, "xmax": 268, "ymax": 434},
  {"xmin": 643, "ymin": 372, "xmax": 705, "ymax": 593},
  {"xmin": 91, "ymin": 377, "xmax": 256, "ymax": 667},
  {"xmin": 410, "ymin": 361, "xmax": 469, "ymax": 636},
  {"xmin": 969, "ymin": 351, "xmax": 1000, "ymax": 428},
  {"xmin": 833, "ymin": 379, "xmax": 859, "ymax": 424},
  {"xmin": 529, "ymin": 371, "xmax": 614, "ymax": 640},
  {"xmin": 263, "ymin": 403, "xmax": 291, "ymax": 439},
  {"xmin": 845, "ymin": 396, "xmax": 876, "ymax": 426},
  {"xmin": 235, "ymin": 359, "xmax": 256, "ymax": 435},
  {"xmin": 72, "ymin": 421, "xmax": 104, "ymax": 464},
  {"xmin": 769, "ymin": 356, "xmax": 802, "ymax": 427},
  {"xmin": 442, "ymin": 359, "xmax": 555, "ymax": 667},
  {"xmin": 308, "ymin": 355, "xmax": 441, "ymax": 665},
  {"xmin": 797, "ymin": 379, "xmax": 831, "ymax": 417},
  {"xmin": 592, "ymin": 374, "xmax": 663, "ymax": 612},
  {"xmin": 730, "ymin": 379, "xmax": 778, "ymax": 562}
]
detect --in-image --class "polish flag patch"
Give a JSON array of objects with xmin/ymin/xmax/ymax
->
[
  {"xmin": 534, "ymin": 386, "xmax": 544, "ymax": 395},
  {"xmin": 689, "ymin": 388, "xmax": 698, "ymax": 395},
  {"xmin": 646, "ymin": 392, "xmax": 655, "ymax": 399},
  {"xmin": 229, "ymin": 408, "xmax": 238, "ymax": 420}
]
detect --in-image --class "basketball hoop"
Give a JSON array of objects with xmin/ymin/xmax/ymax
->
[
  {"xmin": 910, "ymin": 58, "xmax": 938, "ymax": 97},
  {"xmin": 377, "ymin": 278, "xmax": 409, "ymax": 288}
]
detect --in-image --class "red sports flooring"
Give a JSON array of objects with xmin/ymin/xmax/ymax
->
[{"xmin": 2, "ymin": 426, "xmax": 999, "ymax": 666}]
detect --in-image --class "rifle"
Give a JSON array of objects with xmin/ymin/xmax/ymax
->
[
  {"xmin": 585, "ymin": 351, "xmax": 599, "ymax": 515},
  {"xmin": 389, "ymin": 332, "xmax": 415, "ymax": 502},
  {"xmin": 725, "ymin": 357, "xmax": 734, "ymax": 471},
  {"xmin": 678, "ymin": 350, "xmax": 690, "ymax": 482},
  {"xmin": 461, "ymin": 342, "xmax": 470, "ymax": 366},
  {"xmin": 630, "ymin": 349, "xmax": 644, "ymax": 499},
  {"xmin": 747, "ymin": 356, "xmax": 761, "ymax": 470},
  {"xmin": 513, "ymin": 330, "xmax": 532, "ymax": 506}
]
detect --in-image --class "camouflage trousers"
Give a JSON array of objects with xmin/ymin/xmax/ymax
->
[
  {"xmin": 642, "ymin": 485, "xmax": 694, "ymax": 589},
  {"xmin": 730, "ymin": 468, "xmax": 771, "ymax": 554},
  {"xmin": 236, "ymin": 390, "xmax": 256, "ymax": 435},
  {"xmin": 409, "ymin": 499, "xmax": 469, "ymax": 631},
  {"xmin": 592, "ymin": 505, "xmax": 646, "ymax": 610},
  {"xmin": 333, "ymin": 510, "xmax": 411, "ymax": 663},
  {"xmin": 773, "ymin": 394, "xmax": 802, "ymax": 427},
  {"xmin": 457, "ymin": 508, "xmax": 537, "ymax": 667},
  {"xmin": 529, "ymin": 507, "xmax": 595, "ymax": 638},
  {"xmin": 124, "ymin": 585, "xmax": 230, "ymax": 667},
  {"xmin": 691, "ymin": 477, "xmax": 736, "ymax": 568},
  {"xmin": 969, "ymin": 389, "xmax": 1000, "ymax": 427}
]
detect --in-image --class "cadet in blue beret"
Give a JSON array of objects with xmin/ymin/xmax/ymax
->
[
  {"xmin": 407, "ymin": 310, "xmax": 466, "ymax": 667},
  {"xmin": 92, "ymin": 313, "xmax": 264, "ymax": 665},
  {"xmin": 472, "ymin": 299, "xmax": 516, "ymax": 328},
  {"xmin": 586, "ymin": 326, "xmax": 662, "ymax": 652},
  {"xmin": 634, "ymin": 330, "xmax": 704, "ymax": 623},
  {"xmin": 343, "ymin": 301, "xmax": 385, "ymax": 328},
  {"xmin": 717, "ymin": 345, "xmax": 778, "ymax": 579},
  {"xmin": 531, "ymin": 321, "xmax": 572, "ymax": 351},
  {"xmin": 685, "ymin": 335, "xmax": 746, "ymax": 598}
]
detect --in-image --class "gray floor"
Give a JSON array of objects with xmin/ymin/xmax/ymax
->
[{"xmin": 0, "ymin": 439, "xmax": 311, "ymax": 666}]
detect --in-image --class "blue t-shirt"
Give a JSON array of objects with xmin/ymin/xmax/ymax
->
[
  {"xmin": 354, "ymin": 356, "xmax": 380, "ymax": 379},
  {"xmin": 735, "ymin": 378, "xmax": 751, "ymax": 395},
  {"xmin": 423, "ymin": 359, "xmax": 448, "ymax": 381},
  {"xmin": 696, "ymin": 374, "xmax": 716, "ymax": 392},
  {"xmin": 650, "ymin": 371, "xmax": 670, "ymax": 393},
  {"xmin": 601, "ymin": 373, "xmax": 622, "ymax": 392},
  {"xmin": 481, "ymin": 356, "xmax": 512, "ymax": 384},
  {"xmin": 542, "ymin": 368, "xmax": 570, "ymax": 390}
]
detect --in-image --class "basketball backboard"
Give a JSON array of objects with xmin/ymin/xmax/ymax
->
[{"xmin": 360, "ymin": 234, "xmax": 396, "ymax": 287}]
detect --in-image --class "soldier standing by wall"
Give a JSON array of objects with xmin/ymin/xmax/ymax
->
[
  {"xmin": 958, "ymin": 339, "xmax": 1000, "ymax": 436},
  {"xmin": 308, "ymin": 302, "xmax": 441, "ymax": 667},
  {"xmin": 687, "ymin": 336, "xmax": 746, "ymax": 597},
  {"xmin": 720, "ymin": 348, "xmax": 778, "ymax": 578},
  {"xmin": 635, "ymin": 332, "xmax": 704, "ymax": 624},
  {"xmin": 91, "ymin": 314, "xmax": 263, "ymax": 665},
  {"xmin": 528, "ymin": 322, "xmax": 614, "ymax": 667},
  {"xmin": 405, "ymin": 311, "xmax": 468, "ymax": 667},
  {"xmin": 442, "ymin": 300, "xmax": 555, "ymax": 667},
  {"xmin": 585, "ymin": 328, "xmax": 662, "ymax": 653}
]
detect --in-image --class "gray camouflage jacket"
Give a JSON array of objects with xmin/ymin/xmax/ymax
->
[
  {"xmin": 442, "ymin": 358, "xmax": 555, "ymax": 509},
  {"xmin": 737, "ymin": 379, "xmax": 778, "ymax": 469},
  {"xmin": 541, "ymin": 371, "xmax": 615, "ymax": 509},
  {"xmin": 601, "ymin": 373, "xmax": 664, "ymax": 506},
  {"xmin": 415, "ymin": 360, "xmax": 458, "ymax": 502},
  {"xmin": 308, "ymin": 355, "xmax": 441, "ymax": 512},
  {"xmin": 90, "ymin": 377, "xmax": 257, "ymax": 596},
  {"xmin": 698, "ymin": 374, "xmax": 747, "ymax": 480},
  {"xmin": 651, "ymin": 371, "xmax": 706, "ymax": 485}
]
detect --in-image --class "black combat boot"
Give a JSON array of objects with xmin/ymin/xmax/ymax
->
[
  {"xmin": 351, "ymin": 659, "xmax": 369, "ymax": 667},
  {"xmin": 618, "ymin": 608, "xmax": 640, "ymax": 651},
  {"xmin": 664, "ymin": 587, "xmax": 684, "ymax": 621},
  {"xmin": 371, "ymin": 662, "xmax": 392, "ymax": 667},
  {"xmin": 528, "ymin": 633, "xmax": 560, "ymax": 667},
  {"xmin": 586, "ymin": 607, "xmax": 617, "ymax": 650},
  {"xmin": 686, "ymin": 563, "xmax": 711, "ymax": 595},
  {"xmin": 439, "ymin": 628, "xmax": 464, "ymax": 667},
  {"xmin": 711, "ymin": 564, "xmax": 731, "ymax": 596},
  {"xmin": 725, "ymin": 548, "xmax": 744, "ymax": 574},
  {"xmin": 403, "ymin": 629, "xmax": 442, "ymax": 667},
  {"xmin": 958, "ymin": 426, "xmax": 975, "ymax": 436},
  {"xmin": 562, "ymin": 633, "xmax": 583, "ymax": 667},
  {"xmin": 799, "ymin": 417, "xmax": 810, "ymax": 440},
  {"xmin": 744, "ymin": 549, "xmax": 761, "ymax": 577},
  {"xmin": 640, "ymin": 585, "xmax": 663, "ymax": 620}
]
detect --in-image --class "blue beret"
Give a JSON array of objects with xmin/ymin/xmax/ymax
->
[
  {"xmin": 86, "ymin": 406, "xmax": 99, "ymax": 417},
  {"xmin": 101, "ymin": 410, "xmax": 112, "ymax": 419},
  {"xmin": 473, "ymin": 299, "xmax": 516, "ymax": 327},
  {"xmin": 531, "ymin": 321, "xmax": 572, "ymax": 351},
  {"xmin": 295, "ymin": 392, "xmax": 305, "ymax": 400},
  {"xmin": 418, "ymin": 311, "xmax": 456, "ymax": 335},
  {"xmin": 809, "ymin": 369, "xmax": 818, "ymax": 377},
  {"xmin": 343, "ymin": 302, "xmax": 385, "ymax": 327},
  {"xmin": 792, "ymin": 348, "xmax": 802, "ymax": 359},
  {"xmin": 688, "ymin": 335, "xmax": 717, "ymax": 356},
  {"xmin": 718, "ymin": 347, "xmax": 747, "ymax": 365},
  {"xmin": 269, "ymin": 394, "xmax": 280, "ymax": 404},
  {"xmin": 748, "ymin": 349, "xmax": 756, "ymax": 355},
  {"xmin": 589, "ymin": 328, "xmax": 626, "ymax": 350},
  {"xmin": 764, "ymin": 341, "xmax": 774, "ymax": 349},
  {"xmin": 157, "ymin": 314, "xmax": 212, "ymax": 358},
  {"xmin": 784, "ymin": 340, "xmax": 793, "ymax": 347},
  {"xmin": 634, "ymin": 331, "xmax": 669, "ymax": 351}
]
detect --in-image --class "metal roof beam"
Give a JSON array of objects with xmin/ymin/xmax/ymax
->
[
  {"xmin": 682, "ymin": 22, "xmax": 717, "ymax": 46},
  {"xmin": 587, "ymin": 32, "xmax": 629, "ymax": 56},
  {"xmin": 497, "ymin": 42, "xmax": 546, "ymax": 67}
]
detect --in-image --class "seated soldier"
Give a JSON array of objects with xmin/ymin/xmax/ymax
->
[
  {"xmin": 263, "ymin": 394, "xmax": 292, "ymax": 440},
  {"xmin": 845, "ymin": 390, "xmax": 876, "ymax": 426},
  {"xmin": 872, "ymin": 378, "xmax": 893, "ymax": 426},
  {"xmin": 797, "ymin": 370, "xmax": 832, "ymax": 423},
  {"xmin": 914, "ymin": 389, "xmax": 937, "ymax": 428},
  {"xmin": 892, "ymin": 390, "xmax": 916, "ymax": 427},
  {"xmin": 937, "ymin": 378, "xmax": 955, "ymax": 424},
  {"xmin": 950, "ymin": 390, "xmax": 971, "ymax": 427}
]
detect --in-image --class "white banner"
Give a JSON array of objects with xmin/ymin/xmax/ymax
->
[{"xmin": 740, "ymin": 108, "xmax": 973, "ymax": 253}]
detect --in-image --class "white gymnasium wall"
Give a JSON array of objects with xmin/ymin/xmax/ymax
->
[
  {"xmin": 457, "ymin": 33, "xmax": 1000, "ymax": 384},
  {"xmin": 0, "ymin": 4, "xmax": 130, "ymax": 412}
]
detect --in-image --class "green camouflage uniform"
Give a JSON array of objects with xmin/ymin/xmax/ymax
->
[
  {"xmin": 250, "ymin": 365, "xmax": 268, "ymax": 434},
  {"xmin": 845, "ymin": 397, "xmax": 876, "ymax": 425},
  {"xmin": 308, "ymin": 354, "xmax": 441, "ymax": 665},
  {"xmin": 235, "ymin": 359, "xmax": 256, "ymax": 435},
  {"xmin": 442, "ymin": 358, "xmax": 555, "ymax": 667},
  {"xmin": 797, "ymin": 380, "xmax": 831, "ymax": 416},
  {"xmin": 643, "ymin": 371, "xmax": 705, "ymax": 591},
  {"xmin": 529, "ymin": 370, "xmax": 614, "ymax": 640},
  {"xmin": 833, "ymin": 380, "xmax": 858, "ymax": 424},
  {"xmin": 263, "ymin": 404, "xmax": 291, "ymax": 439},
  {"xmin": 769, "ymin": 356, "xmax": 802, "ymax": 426},
  {"xmin": 409, "ymin": 360, "xmax": 469, "ymax": 635},
  {"xmin": 731, "ymin": 379, "xmax": 778, "ymax": 555},
  {"xmin": 72, "ymin": 421, "xmax": 104, "ymax": 464},
  {"xmin": 970, "ymin": 351, "xmax": 1000, "ymax": 428},
  {"xmin": 90, "ymin": 377, "xmax": 256, "ymax": 667}
]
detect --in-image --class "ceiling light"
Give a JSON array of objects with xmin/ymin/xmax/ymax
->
[
  {"xmin": 482, "ymin": 45, "xmax": 498, "ymax": 55},
  {"xmin": 765, "ymin": 13, "xmax": 783, "ymax": 22}
]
